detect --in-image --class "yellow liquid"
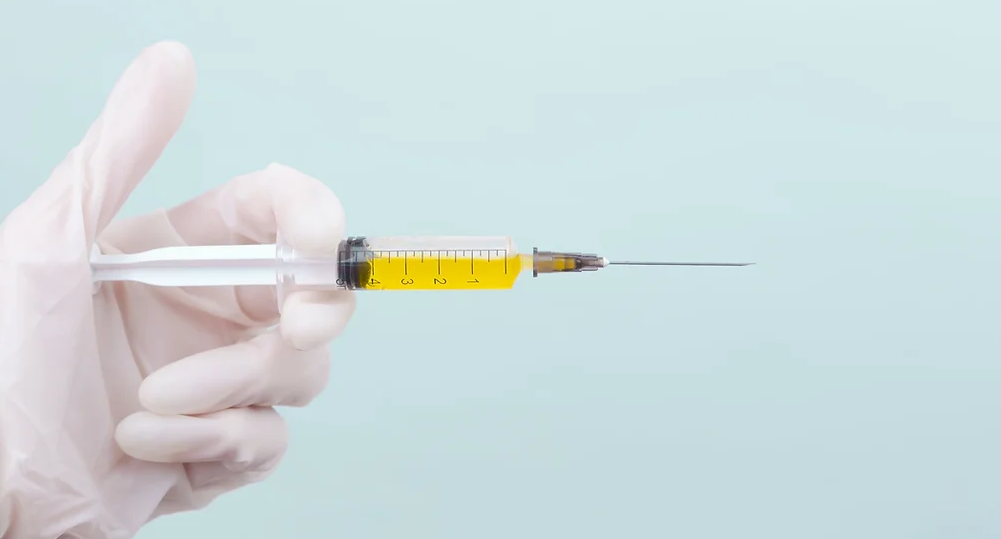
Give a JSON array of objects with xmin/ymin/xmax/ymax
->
[{"xmin": 358, "ymin": 251, "xmax": 529, "ymax": 290}]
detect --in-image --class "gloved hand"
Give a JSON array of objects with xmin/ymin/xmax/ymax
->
[{"xmin": 0, "ymin": 41, "xmax": 355, "ymax": 538}]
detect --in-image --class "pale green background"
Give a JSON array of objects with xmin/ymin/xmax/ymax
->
[{"xmin": 2, "ymin": 0, "xmax": 1001, "ymax": 537}]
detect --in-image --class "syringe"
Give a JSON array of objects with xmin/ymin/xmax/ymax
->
[{"xmin": 91, "ymin": 235, "xmax": 750, "ymax": 299}]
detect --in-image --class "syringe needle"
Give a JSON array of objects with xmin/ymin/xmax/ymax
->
[{"xmin": 607, "ymin": 261, "xmax": 754, "ymax": 267}]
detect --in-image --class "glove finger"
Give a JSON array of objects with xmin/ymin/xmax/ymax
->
[
  {"xmin": 35, "ymin": 41, "xmax": 194, "ymax": 245},
  {"xmin": 115, "ymin": 407, "xmax": 287, "ymax": 474},
  {"xmin": 137, "ymin": 329, "xmax": 337, "ymax": 416},
  {"xmin": 103, "ymin": 163, "xmax": 350, "ymax": 324},
  {"xmin": 168, "ymin": 163, "xmax": 345, "ymax": 249},
  {"xmin": 172, "ymin": 163, "xmax": 347, "ymax": 322}
]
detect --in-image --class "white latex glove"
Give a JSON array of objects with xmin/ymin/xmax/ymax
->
[{"xmin": 0, "ymin": 41, "xmax": 355, "ymax": 538}]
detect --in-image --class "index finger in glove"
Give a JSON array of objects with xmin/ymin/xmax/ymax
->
[
  {"xmin": 169, "ymin": 162, "xmax": 344, "ymax": 252},
  {"xmin": 105, "ymin": 163, "xmax": 355, "ymax": 348},
  {"xmin": 173, "ymin": 163, "xmax": 351, "ymax": 347}
]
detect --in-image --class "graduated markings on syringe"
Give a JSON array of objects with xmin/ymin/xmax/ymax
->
[{"xmin": 354, "ymin": 249, "xmax": 519, "ymax": 290}]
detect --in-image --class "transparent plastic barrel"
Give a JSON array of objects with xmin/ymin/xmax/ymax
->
[{"xmin": 276, "ymin": 235, "xmax": 519, "ymax": 308}]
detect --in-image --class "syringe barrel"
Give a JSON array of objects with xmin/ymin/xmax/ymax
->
[{"xmin": 276, "ymin": 235, "xmax": 521, "ymax": 306}]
